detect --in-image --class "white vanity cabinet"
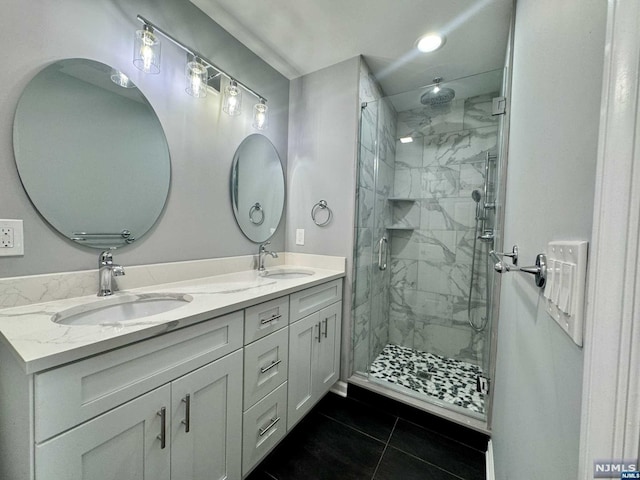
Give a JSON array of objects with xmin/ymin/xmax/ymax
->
[
  {"xmin": 287, "ymin": 280, "xmax": 342, "ymax": 429},
  {"xmin": 0, "ymin": 276, "xmax": 344, "ymax": 480},
  {"xmin": 35, "ymin": 350, "xmax": 242, "ymax": 480}
]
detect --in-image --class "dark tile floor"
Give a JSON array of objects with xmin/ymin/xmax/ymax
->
[{"xmin": 246, "ymin": 385, "xmax": 488, "ymax": 480}]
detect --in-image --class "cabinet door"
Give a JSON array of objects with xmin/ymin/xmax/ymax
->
[
  {"xmin": 314, "ymin": 302, "xmax": 342, "ymax": 398},
  {"xmin": 36, "ymin": 385, "xmax": 170, "ymax": 480},
  {"xmin": 287, "ymin": 311, "xmax": 321, "ymax": 430},
  {"xmin": 170, "ymin": 350, "xmax": 243, "ymax": 480}
]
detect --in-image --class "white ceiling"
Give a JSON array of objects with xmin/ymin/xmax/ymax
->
[{"xmin": 190, "ymin": 0, "xmax": 512, "ymax": 96}]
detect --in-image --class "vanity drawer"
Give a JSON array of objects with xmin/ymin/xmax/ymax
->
[
  {"xmin": 289, "ymin": 279, "xmax": 342, "ymax": 323},
  {"xmin": 244, "ymin": 327, "xmax": 288, "ymax": 410},
  {"xmin": 244, "ymin": 295, "xmax": 289, "ymax": 344},
  {"xmin": 242, "ymin": 382, "xmax": 288, "ymax": 476},
  {"xmin": 34, "ymin": 311, "xmax": 243, "ymax": 443}
]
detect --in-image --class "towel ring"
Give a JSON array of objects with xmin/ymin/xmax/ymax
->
[
  {"xmin": 311, "ymin": 200, "xmax": 332, "ymax": 227},
  {"xmin": 249, "ymin": 202, "xmax": 265, "ymax": 225}
]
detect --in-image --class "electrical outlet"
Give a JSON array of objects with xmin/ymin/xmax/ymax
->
[
  {"xmin": 0, "ymin": 220, "xmax": 24, "ymax": 256},
  {"xmin": 1, "ymin": 228, "xmax": 14, "ymax": 248},
  {"xmin": 296, "ymin": 229, "xmax": 305, "ymax": 246}
]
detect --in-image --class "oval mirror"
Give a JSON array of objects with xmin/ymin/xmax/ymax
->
[
  {"xmin": 13, "ymin": 58, "xmax": 171, "ymax": 249},
  {"xmin": 231, "ymin": 134, "xmax": 285, "ymax": 243}
]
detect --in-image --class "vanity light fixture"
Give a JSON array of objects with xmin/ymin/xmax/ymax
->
[
  {"xmin": 399, "ymin": 136, "xmax": 413, "ymax": 144},
  {"xmin": 133, "ymin": 15, "xmax": 269, "ymax": 128},
  {"xmin": 416, "ymin": 33, "xmax": 445, "ymax": 53},
  {"xmin": 133, "ymin": 24, "xmax": 161, "ymax": 74},
  {"xmin": 223, "ymin": 80, "xmax": 242, "ymax": 116},
  {"xmin": 185, "ymin": 58, "xmax": 208, "ymax": 98},
  {"xmin": 253, "ymin": 99, "xmax": 268, "ymax": 130}
]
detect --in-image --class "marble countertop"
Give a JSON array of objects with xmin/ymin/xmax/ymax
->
[{"xmin": 0, "ymin": 263, "xmax": 344, "ymax": 374}]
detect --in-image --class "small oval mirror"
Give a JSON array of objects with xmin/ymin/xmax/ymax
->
[
  {"xmin": 231, "ymin": 135, "xmax": 285, "ymax": 243},
  {"xmin": 13, "ymin": 58, "xmax": 171, "ymax": 249}
]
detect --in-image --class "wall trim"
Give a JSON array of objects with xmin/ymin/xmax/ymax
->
[
  {"xmin": 486, "ymin": 440, "xmax": 495, "ymax": 480},
  {"xmin": 579, "ymin": 0, "xmax": 640, "ymax": 477},
  {"xmin": 330, "ymin": 380, "xmax": 348, "ymax": 398}
]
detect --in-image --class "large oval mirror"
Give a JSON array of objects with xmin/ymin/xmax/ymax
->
[
  {"xmin": 13, "ymin": 58, "xmax": 171, "ymax": 249},
  {"xmin": 231, "ymin": 134, "xmax": 285, "ymax": 243}
]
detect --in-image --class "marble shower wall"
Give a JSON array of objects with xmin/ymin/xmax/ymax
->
[
  {"xmin": 389, "ymin": 93, "xmax": 499, "ymax": 369},
  {"xmin": 352, "ymin": 59, "xmax": 397, "ymax": 374}
]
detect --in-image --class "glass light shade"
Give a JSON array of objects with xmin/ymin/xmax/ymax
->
[
  {"xmin": 252, "ymin": 99, "xmax": 268, "ymax": 130},
  {"xmin": 133, "ymin": 27, "xmax": 161, "ymax": 74},
  {"xmin": 185, "ymin": 60, "xmax": 208, "ymax": 98},
  {"xmin": 110, "ymin": 69, "xmax": 135, "ymax": 88},
  {"xmin": 223, "ymin": 80, "xmax": 242, "ymax": 116}
]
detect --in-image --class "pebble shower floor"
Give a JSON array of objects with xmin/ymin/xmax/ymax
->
[{"xmin": 369, "ymin": 344, "xmax": 486, "ymax": 415}]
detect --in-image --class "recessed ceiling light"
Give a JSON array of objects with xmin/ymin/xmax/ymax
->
[
  {"xmin": 399, "ymin": 136, "xmax": 414, "ymax": 144},
  {"xmin": 416, "ymin": 33, "xmax": 445, "ymax": 53}
]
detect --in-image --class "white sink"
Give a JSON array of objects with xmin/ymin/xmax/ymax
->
[
  {"xmin": 262, "ymin": 268, "xmax": 315, "ymax": 279},
  {"xmin": 52, "ymin": 293, "xmax": 193, "ymax": 326}
]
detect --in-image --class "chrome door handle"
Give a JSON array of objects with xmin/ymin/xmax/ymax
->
[
  {"xmin": 157, "ymin": 407, "xmax": 167, "ymax": 449},
  {"xmin": 260, "ymin": 359, "xmax": 282, "ymax": 374},
  {"xmin": 316, "ymin": 322, "xmax": 321, "ymax": 343},
  {"xmin": 378, "ymin": 236, "xmax": 388, "ymax": 271},
  {"xmin": 181, "ymin": 394, "xmax": 191, "ymax": 433},
  {"xmin": 260, "ymin": 313, "xmax": 282, "ymax": 325},
  {"xmin": 322, "ymin": 318, "xmax": 328, "ymax": 338},
  {"xmin": 258, "ymin": 416, "xmax": 281, "ymax": 436}
]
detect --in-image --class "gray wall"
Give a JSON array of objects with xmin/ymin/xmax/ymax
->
[
  {"xmin": 0, "ymin": 0, "xmax": 289, "ymax": 277},
  {"xmin": 285, "ymin": 56, "xmax": 360, "ymax": 379},
  {"xmin": 491, "ymin": 0, "xmax": 606, "ymax": 478}
]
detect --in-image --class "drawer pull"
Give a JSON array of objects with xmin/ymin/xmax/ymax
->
[
  {"xmin": 260, "ymin": 359, "xmax": 282, "ymax": 374},
  {"xmin": 260, "ymin": 313, "xmax": 282, "ymax": 325},
  {"xmin": 157, "ymin": 407, "xmax": 166, "ymax": 449},
  {"xmin": 181, "ymin": 394, "xmax": 191, "ymax": 433},
  {"xmin": 258, "ymin": 416, "xmax": 281, "ymax": 437},
  {"xmin": 323, "ymin": 318, "xmax": 328, "ymax": 338}
]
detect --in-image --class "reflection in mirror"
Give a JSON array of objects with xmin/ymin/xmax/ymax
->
[
  {"xmin": 231, "ymin": 134, "xmax": 285, "ymax": 243},
  {"xmin": 13, "ymin": 58, "xmax": 171, "ymax": 249}
]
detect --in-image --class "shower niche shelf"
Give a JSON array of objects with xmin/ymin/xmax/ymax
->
[
  {"xmin": 387, "ymin": 197, "xmax": 419, "ymax": 231},
  {"xmin": 386, "ymin": 225, "xmax": 416, "ymax": 231}
]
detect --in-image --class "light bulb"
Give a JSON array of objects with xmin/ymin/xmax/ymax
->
[
  {"xmin": 185, "ymin": 60, "xmax": 208, "ymax": 98},
  {"xmin": 253, "ymin": 99, "xmax": 268, "ymax": 130},
  {"xmin": 433, "ymin": 85, "xmax": 441, "ymax": 94},
  {"xmin": 133, "ymin": 26, "xmax": 161, "ymax": 74},
  {"xmin": 223, "ymin": 80, "xmax": 242, "ymax": 116}
]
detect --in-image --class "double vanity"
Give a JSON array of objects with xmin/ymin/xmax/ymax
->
[{"xmin": 0, "ymin": 253, "xmax": 345, "ymax": 480}]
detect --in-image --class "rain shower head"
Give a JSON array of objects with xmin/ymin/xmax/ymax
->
[{"xmin": 421, "ymin": 77, "xmax": 455, "ymax": 106}]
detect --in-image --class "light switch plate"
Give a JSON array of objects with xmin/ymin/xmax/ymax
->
[
  {"xmin": 295, "ymin": 229, "xmax": 305, "ymax": 246},
  {"xmin": 545, "ymin": 241, "xmax": 588, "ymax": 346},
  {"xmin": 0, "ymin": 219, "xmax": 24, "ymax": 256}
]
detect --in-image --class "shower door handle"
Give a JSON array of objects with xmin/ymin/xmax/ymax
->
[{"xmin": 378, "ymin": 236, "xmax": 388, "ymax": 271}]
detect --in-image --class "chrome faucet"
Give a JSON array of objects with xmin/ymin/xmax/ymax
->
[
  {"xmin": 258, "ymin": 241, "xmax": 278, "ymax": 273},
  {"xmin": 98, "ymin": 250, "xmax": 125, "ymax": 296}
]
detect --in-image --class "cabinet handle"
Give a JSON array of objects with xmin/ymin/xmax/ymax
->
[
  {"xmin": 181, "ymin": 394, "xmax": 191, "ymax": 433},
  {"xmin": 323, "ymin": 318, "xmax": 328, "ymax": 338},
  {"xmin": 316, "ymin": 322, "xmax": 321, "ymax": 343},
  {"xmin": 260, "ymin": 313, "xmax": 282, "ymax": 325},
  {"xmin": 260, "ymin": 359, "xmax": 282, "ymax": 374},
  {"xmin": 258, "ymin": 416, "xmax": 281, "ymax": 437},
  {"xmin": 157, "ymin": 407, "xmax": 167, "ymax": 449}
]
